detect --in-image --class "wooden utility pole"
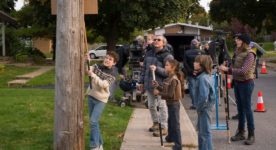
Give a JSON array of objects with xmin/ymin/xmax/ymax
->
[{"xmin": 54, "ymin": 0, "xmax": 85, "ymax": 149}]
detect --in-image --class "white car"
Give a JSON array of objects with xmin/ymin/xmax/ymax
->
[{"xmin": 89, "ymin": 45, "xmax": 122, "ymax": 59}]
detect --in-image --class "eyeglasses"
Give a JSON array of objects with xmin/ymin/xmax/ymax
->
[{"xmin": 153, "ymin": 39, "xmax": 162, "ymax": 42}]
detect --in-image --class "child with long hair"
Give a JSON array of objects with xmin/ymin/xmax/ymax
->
[
  {"xmin": 193, "ymin": 55, "xmax": 215, "ymax": 150},
  {"xmin": 153, "ymin": 59, "xmax": 185, "ymax": 150}
]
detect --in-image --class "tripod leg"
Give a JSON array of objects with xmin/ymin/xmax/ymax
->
[
  {"xmin": 158, "ymin": 117, "xmax": 163, "ymax": 146},
  {"xmin": 224, "ymin": 73, "xmax": 231, "ymax": 143},
  {"xmin": 156, "ymin": 104, "xmax": 164, "ymax": 146}
]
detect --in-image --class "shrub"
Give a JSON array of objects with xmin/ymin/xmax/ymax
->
[
  {"xmin": 14, "ymin": 47, "xmax": 47, "ymax": 64},
  {"xmin": 15, "ymin": 53, "xmax": 29, "ymax": 62},
  {"xmin": 29, "ymin": 48, "xmax": 46, "ymax": 59}
]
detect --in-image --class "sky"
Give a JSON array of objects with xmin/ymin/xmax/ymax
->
[
  {"xmin": 15, "ymin": 0, "xmax": 212, "ymax": 11},
  {"xmin": 200, "ymin": 0, "xmax": 212, "ymax": 12},
  {"xmin": 15, "ymin": 0, "xmax": 24, "ymax": 10}
]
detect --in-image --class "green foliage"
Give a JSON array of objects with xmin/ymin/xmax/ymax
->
[
  {"xmin": 210, "ymin": 0, "xmax": 276, "ymax": 33},
  {"xmin": 86, "ymin": 0, "xmax": 198, "ymax": 48},
  {"xmin": 0, "ymin": 0, "xmax": 16, "ymax": 14},
  {"xmin": 0, "ymin": 65, "xmax": 38, "ymax": 88},
  {"xmin": 14, "ymin": 47, "xmax": 47, "ymax": 63},
  {"xmin": 15, "ymin": 53, "xmax": 29, "ymax": 62},
  {"xmin": 5, "ymin": 27, "xmax": 25, "ymax": 57},
  {"xmin": 15, "ymin": 0, "xmax": 56, "ymax": 38}
]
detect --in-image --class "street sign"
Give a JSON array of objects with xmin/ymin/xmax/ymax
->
[{"xmin": 51, "ymin": 0, "xmax": 98, "ymax": 15}]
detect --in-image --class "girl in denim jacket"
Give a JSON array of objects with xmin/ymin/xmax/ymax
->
[{"xmin": 193, "ymin": 55, "xmax": 215, "ymax": 150}]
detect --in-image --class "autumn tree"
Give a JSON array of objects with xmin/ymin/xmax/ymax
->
[{"xmin": 209, "ymin": 0, "xmax": 276, "ymax": 33}]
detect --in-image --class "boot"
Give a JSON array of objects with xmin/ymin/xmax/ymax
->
[
  {"xmin": 153, "ymin": 128, "xmax": 168, "ymax": 137},
  {"xmin": 231, "ymin": 129, "xmax": 245, "ymax": 141},
  {"xmin": 148, "ymin": 122, "xmax": 159, "ymax": 132},
  {"xmin": 165, "ymin": 136, "xmax": 173, "ymax": 143},
  {"xmin": 232, "ymin": 114, "xmax": 239, "ymax": 120},
  {"xmin": 244, "ymin": 129, "xmax": 255, "ymax": 145}
]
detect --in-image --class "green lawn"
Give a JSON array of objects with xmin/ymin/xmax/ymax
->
[
  {"xmin": 0, "ymin": 64, "xmax": 133, "ymax": 150},
  {"xmin": 263, "ymin": 51, "xmax": 276, "ymax": 58},
  {"xmin": 261, "ymin": 42, "xmax": 274, "ymax": 51},
  {"xmin": 26, "ymin": 69, "xmax": 55, "ymax": 86},
  {"xmin": 26, "ymin": 68, "xmax": 90, "ymax": 86},
  {"xmin": 0, "ymin": 65, "xmax": 38, "ymax": 88}
]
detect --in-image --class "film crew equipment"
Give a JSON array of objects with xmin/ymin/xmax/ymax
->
[{"xmin": 208, "ymin": 30, "xmax": 231, "ymax": 66}]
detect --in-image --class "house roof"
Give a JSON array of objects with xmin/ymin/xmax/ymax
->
[
  {"xmin": 148, "ymin": 22, "xmax": 213, "ymax": 32},
  {"xmin": 0, "ymin": 11, "xmax": 17, "ymax": 25}
]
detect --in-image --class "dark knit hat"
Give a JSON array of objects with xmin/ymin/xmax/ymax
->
[{"xmin": 235, "ymin": 34, "xmax": 251, "ymax": 45}]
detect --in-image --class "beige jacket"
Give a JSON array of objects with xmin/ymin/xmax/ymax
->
[{"xmin": 87, "ymin": 64, "xmax": 116, "ymax": 103}]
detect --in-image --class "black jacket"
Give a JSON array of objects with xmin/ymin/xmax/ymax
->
[
  {"xmin": 183, "ymin": 48, "xmax": 205, "ymax": 76},
  {"xmin": 115, "ymin": 45, "xmax": 129, "ymax": 74}
]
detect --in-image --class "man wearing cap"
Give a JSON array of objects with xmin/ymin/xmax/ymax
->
[
  {"xmin": 219, "ymin": 34, "xmax": 256, "ymax": 145},
  {"xmin": 183, "ymin": 39, "xmax": 205, "ymax": 110}
]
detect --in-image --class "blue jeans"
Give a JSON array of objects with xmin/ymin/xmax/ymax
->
[
  {"xmin": 167, "ymin": 102, "xmax": 182, "ymax": 150},
  {"xmin": 188, "ymin": 76, "xmax": 196, "ymax": 107},
  {"xmin": 88, "ymin": 96, "xmax": 106, "ymax": 148},
  {"xmin": 197, "ymin": 109, "xmax": 213, "ymax": 150},
  {"xmin": 234, "ymin": 80, "xmax": 255, "ymax": 130}
]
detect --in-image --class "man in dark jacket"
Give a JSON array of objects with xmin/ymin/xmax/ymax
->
[
  {"xmin": 115, "ymin": 45, "xmax": 130, "ymax": 77},
  {"xmin": 183, "ymin": 39, "xmax": 205, "ymax": 109},
  {"xmin": 139, "ymin": 35, "xmax": 173, "ymax": 137}
]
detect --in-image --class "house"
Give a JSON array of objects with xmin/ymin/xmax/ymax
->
[
  {"xmin": 145, "ymin": 22, "xmax": 213, "ymax": 61},
  {"xmin": 32, "ymin": 38, "xmax": 53, "ymax": 54},
  {"xmin": 0, "ymin": 11, "xmax": 17, "ymax": 57},
  {"xmin": 146, "ymin": 22, "xmax": 213, "ymax": 41}
]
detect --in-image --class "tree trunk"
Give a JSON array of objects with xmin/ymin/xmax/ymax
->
[
  {"xmin": 106, "ymin": 20, "xmax": 118, "ymax": 51},
  {"xmin": 54, "ymin": 0, "xmax": 85, "ymax": 149},
  {"xmin": 106, "ymin": 34, "xmax": 117, "ymax": 51}
]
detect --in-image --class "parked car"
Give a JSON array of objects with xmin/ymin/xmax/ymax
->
[{"xmin": 89, "ymin": 45, "xmax": 123, "ymax": 59}]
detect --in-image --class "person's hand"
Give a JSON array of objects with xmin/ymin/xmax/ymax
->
[
  {"xmin": 153, "ymin": 89, "xmax": 160, "ymax": 96},
  {"xmin": 87, "ymin": 66, "xmax": 95, "ymax": 77},
  {"xmin": 119, "ymin": 74, "xmax": 125, "ymax": 80},
  {"xmin": 85, "ymin": 53, "xmax": 91, "ymax": 62},
  {"xmin": 150, "ymin": 65, "xmax": 157, "ymax": 72},
  {"xmin": 152, "ymin": 80, "xmax": 159, "ymax": 87},
  {"xmin": 219, "ymin": 65, "xmax": 228, "ymax": 72},
  {"xmin": 137, "ymin": 84, "xmax": 144, "ymax": 91}
]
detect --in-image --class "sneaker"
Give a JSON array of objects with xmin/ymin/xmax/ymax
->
[
  {"xmin": 153, "ymin": 128, "xmax": 168, "ymax": 137},
  {"xmin": 165, "ymin": 136, "xmax": 173, "ymax": 143},
  {"xmin": 99, "ymin": 145, "xmax": 104, "ymax": 150},
  {"xmin": 90, "ymin": 147, "xmax": 99, "ymax": 150},
  {"xmin": 148, "ymin": 122, "xmax": 159, "ymax": 132},
  {"xmin": 231, "ymin": 130, "xmax": 245, "ymax": 141}
]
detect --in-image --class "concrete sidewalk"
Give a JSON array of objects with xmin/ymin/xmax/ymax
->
[
  {"xmin": 7, "ymin": 66, "xmax": 53, "ymax": 87},
  {"xmin": 120, "ymin": 101, "xmax": 198, "ymax": 150}
]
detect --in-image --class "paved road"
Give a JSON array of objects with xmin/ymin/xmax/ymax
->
[{"xmin": 183, "ymin": 68, "xmax": 276, "ymax": 150}]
